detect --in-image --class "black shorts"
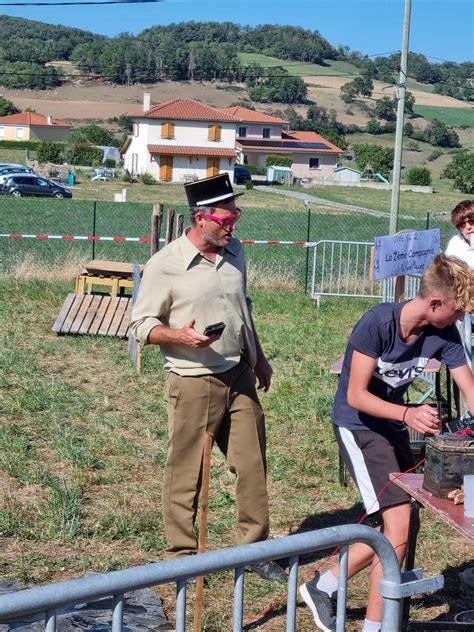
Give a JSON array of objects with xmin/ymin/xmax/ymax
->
[{"xmin": 333, "ymin": 423, "xmax": 415, "ymax": 514}]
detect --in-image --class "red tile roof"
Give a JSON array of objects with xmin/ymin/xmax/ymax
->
[
  {"xmin": 148, "ymin": 145, "xmax": 236, "ymax": 158},
  {"xmin": 130, "ymin": 99, "xmax": 239, "ymax": 122},
  {"xmin": 222, "ymin": 106, "xmax": 288, "ymax": 125},
  {"xmin": 0, "ymin": 112, "xmax": 71, "ymax": 127}
]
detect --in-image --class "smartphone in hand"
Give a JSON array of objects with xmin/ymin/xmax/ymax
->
[{"xmin": 203, "ymin": 322, "xmax": 226, "ymax": 337}]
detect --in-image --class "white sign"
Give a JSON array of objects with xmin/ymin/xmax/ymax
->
[{"xmin": 372, "ymin": 229, "xmax": 440, "ymax": 280}]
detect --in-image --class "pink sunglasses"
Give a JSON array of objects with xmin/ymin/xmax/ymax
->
[{"xmin": 201, "ymin": 209, "xmax": 241, "ymax": 229}]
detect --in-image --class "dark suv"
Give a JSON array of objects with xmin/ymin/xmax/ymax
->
[
  {"xmin": 234, "ymin": 166, "xmax": 251, "ymax": 184},
  {"xmin": 3, "ymin": 175, "xmax": 72, "ymax": 198}
]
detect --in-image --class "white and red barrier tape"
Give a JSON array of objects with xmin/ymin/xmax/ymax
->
[{"xmin": 0, "ymin": 233, "xmax": 315, "ymax": 246}]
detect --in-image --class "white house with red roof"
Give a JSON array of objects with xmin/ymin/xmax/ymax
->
[
  {"xmin": 222, "ymin": 106, "xmax": 342, "ymax": 181},
  {"xmin": 122, "ymin": 94, "xmax": 239, "ymax": 182},
  {"xmin": 0, "ymin": 112, "xmax": 72, "ymax": 142}
]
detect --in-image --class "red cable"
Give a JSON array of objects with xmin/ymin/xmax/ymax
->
[{"xmin": 239, "ymin": 457, "xmax": 426, "ymax": 629}]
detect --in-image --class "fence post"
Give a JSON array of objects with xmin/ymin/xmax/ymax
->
[
  {"xmin": 176, "ymin": 214, "xmax": 184, "ymax": 239},
  {"xmin": 425, "ymin": 212, "xmax": 430, "ymax": 230},
  {"xmin": 304, "ymin": 204, "xmax": 311, "ymax": 293},
  {"xmin": 165, "ymin": 208, "xmax": 175, "ymax": 245},
  {"xmin": 151, "ymin": 203, "xmax": 163, "ymax": 256},
  {"xmin": 92, "ymin": 201, "xmax": 97, "ymax": 260}
]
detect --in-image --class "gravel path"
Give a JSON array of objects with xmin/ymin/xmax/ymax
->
[{"xmin": 255, "ymin": 185, "xmax": 417, "ymax": 220}]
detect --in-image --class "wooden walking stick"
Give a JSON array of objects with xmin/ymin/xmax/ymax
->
[{"xmin": 193, "ymin": 431, "xmax": 213, "ymax": 632}]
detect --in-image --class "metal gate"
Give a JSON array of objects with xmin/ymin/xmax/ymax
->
[
  {"xmin": 310, "ymin": 240, "xmax": 382, "ymax": 305},
  {"xmin": 0, "ymin": 524, "xmax": 442, "ymax": 632}
]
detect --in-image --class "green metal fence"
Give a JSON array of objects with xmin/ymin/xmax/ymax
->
[{"xmin": 0, "ymin": 197, "xmax": 454, "ymax": 288}]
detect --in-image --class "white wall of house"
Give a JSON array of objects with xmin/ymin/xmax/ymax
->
[
  {"xmin": 123, "ymin": 119, "xmax": 237, "ymax": 181},
  {"xmin": 146, "ymin": 154, "xmax": 235, "ymax": 183},
  {"xmin": 237, "ymin": 150, "xmax": 339, "ymax": 181},
  {"xmin": 291, "ymin": 153, "xmax": 339, "ymax": 180},
  {"xmin": 237, "ymin": 123, "xmax": 287, "ymax": 139}
]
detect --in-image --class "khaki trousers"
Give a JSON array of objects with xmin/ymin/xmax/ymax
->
[{"xmin": 163, "ymin": 359, "xmax": 269, "ymax": 559}]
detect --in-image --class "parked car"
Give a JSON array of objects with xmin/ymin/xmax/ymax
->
[
  {"xmin": 233, "ymin": 166, "xmax": 251, "ymax": 184},
  {"xmin": 0, "ymin": 166, "xmax": 35, "ymax": 187},
  {"xmin": 3, "ymin": 174, "xmax": 72, "ymax": 198}
]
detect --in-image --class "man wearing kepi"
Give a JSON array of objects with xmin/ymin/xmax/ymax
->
[
  {"xmin": 300, "ymin": 254, "xmax": 474, "ymax": 632},
  {"xmin": 129, "ymin": 173, "xmax": 285, "ymax": 581}
]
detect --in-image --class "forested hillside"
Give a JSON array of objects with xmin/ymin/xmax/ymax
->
[{"xmin": 0, "ymin": 16, "xmax": 470, "ymax": 101}]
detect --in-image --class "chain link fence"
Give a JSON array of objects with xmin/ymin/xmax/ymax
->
[{"xmin": 0, "ymin": 196, "xmax": 454, "ymax": 290}]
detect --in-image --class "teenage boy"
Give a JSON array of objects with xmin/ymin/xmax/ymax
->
[{"xmin": 300, "ymin": 254, "xmax": 474, "ymax": 632}]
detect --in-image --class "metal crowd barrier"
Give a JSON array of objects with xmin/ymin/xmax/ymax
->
[
  {"xmin": 310, "ymin": 240, "xmax": 382, "ymax": 305},
  {"xmin": 310, "ymin": 240, "xmax": 426, "ymax": 305},
  {"xmin": 0, "ymin": 524, "xmax": 442, "ymax": 632}
]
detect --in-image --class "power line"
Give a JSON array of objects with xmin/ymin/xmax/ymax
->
[
  {"xmin": 0, "ymin": 0, "xmax": 162, "ymax": 5},
  {"xmin": 0, "ymin": 57, "xmax": 470, "ymax": 95},
  {"xmin": 0, "ymin": 68, "xmax": 470, "ymax": 92}
]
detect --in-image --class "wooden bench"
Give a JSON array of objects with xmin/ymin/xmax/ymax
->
[
  {"xmin": 75, "ymin": 260, "xmax": 144, "ymax": 297},
  {"xmin": 53, "ymin": 293, "xmax": 132, "ymax": 338}
]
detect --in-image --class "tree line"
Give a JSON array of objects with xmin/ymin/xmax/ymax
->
[
  {"xmin": 0, "ymin": 17, "xmax": 470, "ymax": 104},
  {"xmin": 342, "ymin": 50, "xmax": 472, "ymax": 102}
]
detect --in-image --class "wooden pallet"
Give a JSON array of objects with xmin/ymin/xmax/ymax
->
[{"xmin": 53, "ymin": 293, "xmax": 131, "ymax": 338}]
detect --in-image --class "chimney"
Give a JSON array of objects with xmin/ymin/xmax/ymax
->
[
  {"xmin": 143, "ymin": 92, "xmax": 151, "ymax": 112},
  {"xmin": 47, "ymin": 116, "xmax": 52, "ymax": 125}
]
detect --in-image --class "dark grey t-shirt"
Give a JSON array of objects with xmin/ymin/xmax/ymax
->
[{"xmin": 332, "ymin": 301, "xmax": 466, "ymax": 430}]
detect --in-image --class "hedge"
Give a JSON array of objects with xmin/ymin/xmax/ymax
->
[{"xmin": 0, "ymin": 140, "xmax": 42, "ymax": 150}]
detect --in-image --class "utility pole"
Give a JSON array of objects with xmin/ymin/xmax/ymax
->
[{"xmin": 389, "ymin": 0, "xmax": 412, "ymax": 234}]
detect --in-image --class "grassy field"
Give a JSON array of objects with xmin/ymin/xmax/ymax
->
[
  {"xmin": 0, "ymin": 148, "xmax": 30, "ymax": 166},
  {"xmin": 0, "ymin": 277, "xmax": 472, "ymax": 630},
  {"xmin": 413, "ymin": 105, "xmax": 474, "ymax": 127},
  {"xmin": 238, "ymin": 54, "xmax": 360, "ymax": 77},
  {"xmin": 406, "ymin": 78, "xmax": 436, "ymax": 94}
]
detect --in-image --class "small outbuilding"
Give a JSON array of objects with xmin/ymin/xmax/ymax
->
[
  {"xmin": 267, "ymin": 165, "xmax": 293, "ymax": 184},
  {"xmin": 333, "ymin": 166, "xmax": 362, "ymax": 184}
]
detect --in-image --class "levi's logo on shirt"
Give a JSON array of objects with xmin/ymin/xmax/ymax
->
[{"xmin": 373, "ymin": 357, "xmax": 430, "ymax": 387}]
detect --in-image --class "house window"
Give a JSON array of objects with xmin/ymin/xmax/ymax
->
[
  {"xmin": 262, "ymin": 128, "xmax": 271, "ymax": 139},
  {"xmin": 16, "ymin": 127, "xmax": 24, "ymax": 139},
  {"xmin": 309, "ymin": 157, "xmax": 320, "ymax": 169},
  {"xmin": 131, "ymin": 153, "xmax": 138, "ymax": 174},
  {"xmin": 238, "ymin": 127, "xmax": 247, "ymax": 138},
  {"xmin": 161, "ymin": 122, "xmax": 175, "ymax": 139},
  {"xmin": 133, "ymin": 123, "xmax": 138, "ymax": 137},
  {"xmin": 208, "ymin": 125, "xmax": 222, "ymax": 142},
  {"xmin": 0, "ymin": 127, "xmax": 4, "ymax": 138}
]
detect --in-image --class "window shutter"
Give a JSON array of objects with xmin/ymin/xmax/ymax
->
[{"xmin": 162, "ymin": 123, "xmax": 175, "ymax": 139}]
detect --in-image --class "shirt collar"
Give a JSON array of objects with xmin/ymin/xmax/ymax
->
[{"xmin": 179, "ymin": 229, "xmax": 239, "ymax": 269}]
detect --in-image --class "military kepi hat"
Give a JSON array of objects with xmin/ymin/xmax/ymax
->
[{"xmin": 184, "ymin": 173, "xmax": 244, "ymax": 207}]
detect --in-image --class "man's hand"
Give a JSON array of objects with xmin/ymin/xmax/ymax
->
[
  {"xmin": 403, "ymin": 404, "xmax": 440, "ymax": 435},
  {"xmin": 254, "ymin": 355, "xmax": 273, "ymax": 392},
  {"xmin": 176, "ymin": 319, "xmax": 219, "ymax": 348}
]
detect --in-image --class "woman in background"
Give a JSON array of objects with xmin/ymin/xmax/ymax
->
[{"xmin": 445, "ymin": 199, "xmax": 474, "ymax": 268}]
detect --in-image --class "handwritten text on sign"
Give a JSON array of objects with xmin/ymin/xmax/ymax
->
[{"xmin": 372, "ymin": 229, "xmax": 440, "ymax": 280}]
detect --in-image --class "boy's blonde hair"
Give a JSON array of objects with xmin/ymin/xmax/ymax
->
[{"xmin": 419, "ymin": 254, "xmax": 473, "ymax": 312}]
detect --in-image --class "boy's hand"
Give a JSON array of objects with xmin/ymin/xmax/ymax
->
[{"xmin": 403, "ymin": 405, "xmax": 440, "ymax": 435}]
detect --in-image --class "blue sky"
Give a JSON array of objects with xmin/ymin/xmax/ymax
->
[{"xmin": 1, "ymin": 0, "xmax": 473, "ymax": 63}]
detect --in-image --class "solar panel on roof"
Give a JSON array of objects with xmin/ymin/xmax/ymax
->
[{"xmin": 238, "ymin": 139, "xmax": 331, "ymax": 150}]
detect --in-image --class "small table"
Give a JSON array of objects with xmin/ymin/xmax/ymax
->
[
  {"xmin": 76, "ymin": 260, "xmax": 143, "ymax": 297},
  {"xmin": 391, "ymin": 473, "xmax": 473, "ymax": 630}
]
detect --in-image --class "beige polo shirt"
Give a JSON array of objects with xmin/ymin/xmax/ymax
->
[{"xmin": 129, "ymin": 230, "xmax": 257, "ymax": 376}]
